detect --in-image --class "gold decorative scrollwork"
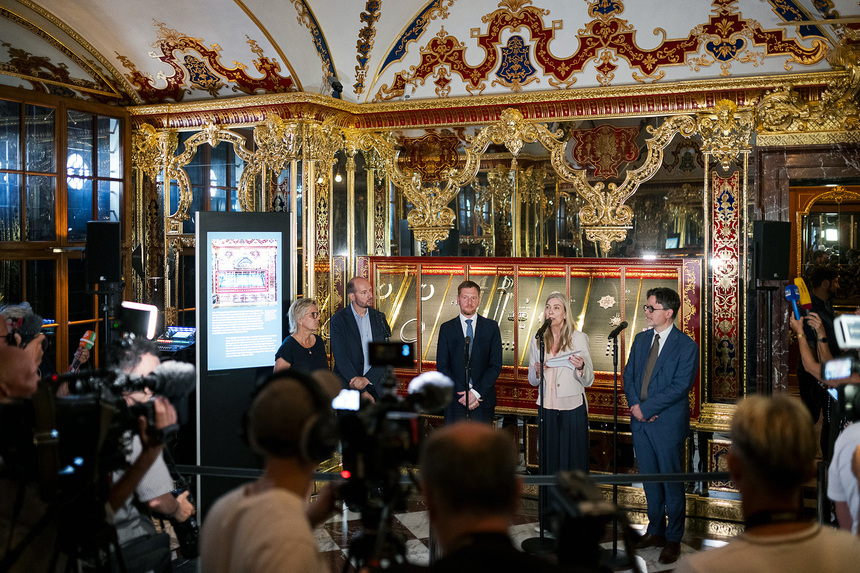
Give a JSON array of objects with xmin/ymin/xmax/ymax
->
[
  {"xmin": 697, "ymin": 100, "xmax": 754, "ymax": 172},
  {"xmin": 132, "ymin": 124, "xmax": 177, "ymax": 180},
  {"xmin": 795, "ymin": 185, "xmax": 860, "ymax": 273},
  {"xmin": 757, "ymin": 38, "xmax": 860, "ymax": 135},
  {"xmin": 552, "ymin": 114, "xmax": 698, "ymax": 251},
  {"xmin": 165, "ymin": 121, "xmax": 257, "ymax": 233}
]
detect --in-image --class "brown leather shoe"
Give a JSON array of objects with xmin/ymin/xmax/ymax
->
[
  {"xmin": 635, "ymin": 533, "xmax": 666, "ymax": 550},
  {"xmin": 658, "ymin": 541, "xmax": 681, "ymax": 564}
]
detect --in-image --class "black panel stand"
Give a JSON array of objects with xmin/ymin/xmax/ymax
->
[
  {"xmin": 522, "ymin": 331, "xmax": 557, "ymax": 555},
  {"xmin": 757, "ymin": 286, "xmax": 778, "ymax": 395},
  {"xmin": 90, "ymin": 281, "xmax": 123, "ymax": 368}
]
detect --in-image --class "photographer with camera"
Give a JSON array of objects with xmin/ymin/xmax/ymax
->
[
  {"xmin": 109, "ymin": 337, "xmax": 195, "ymax": 572},
  {"xmin": 200, "ymin": 370, "xmax": 342, "ymax": 573},
  {"xmin": 0, "ymin": 335, "xmax": 182, "ymax": 572},
  {"xmin": 419, "ymin": 421, "xmax": 568, "ymax": 572}
]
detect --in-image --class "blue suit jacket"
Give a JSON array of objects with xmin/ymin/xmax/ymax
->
[
  {"xmin": 436, "ymin": 314, "xmax": 503, "ymax": 415},
  {"xmin": 330, "ymin": 305, "xmax": 391, "ymax": 398},
  {"xmin": 623, "ymin": 325, "xmax": 699, "ymax": 434}
]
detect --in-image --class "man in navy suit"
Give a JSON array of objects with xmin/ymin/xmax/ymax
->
[
  {"xmin": 330, "ymin": 276, "xmax": 391, "ymax": 402},
  {"xmin": 623, "ymin": 287, "xmax": 699, "ymax": 565},
  {"xmin": 436, "ymin": 280, "xmax": 503, "ymax": 424}
]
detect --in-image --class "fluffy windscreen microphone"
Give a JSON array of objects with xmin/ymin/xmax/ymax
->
[
  {"xmin": 128, "ymin": 361, "xmax": 197, "ymax": 399},
  {"xmin": 405, "ymin": 371, "xmax": 454, "ymax": 413}
]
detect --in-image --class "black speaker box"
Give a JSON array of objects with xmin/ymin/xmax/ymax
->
[
  {"xmin": 86, "ymin": 221, "xmax": 121, "ymax": 284},
  {"xmin": 752, "ymin": 220, "xmax": 791, "ymax": 281}
]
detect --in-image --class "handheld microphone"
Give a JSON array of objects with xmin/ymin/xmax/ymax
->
[
  {"xmin": 69, "ymin": 330, "xmax": 97, "ymax": 372},
  {"xmin": 784, "ymin": 285, "xmax": 801, "ymax": 320},
  {"xmin": 534, "ymin": 318, "xmax": 552, "ymax": 339},
  {"xmin": 794, "ymin": 278, "xmax": 813, "ymax": 312},
  {"xmin": 608, "ymin": 321, "xmax": 628, "ymax": 340}
]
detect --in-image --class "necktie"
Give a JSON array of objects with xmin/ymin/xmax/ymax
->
[
  {"xmin": 640, "ymin": 333, "xmax": 660, "ymax": 401},
  {"xmin": 465, "ymin": 319, "xmax": 473, "ymax": 356}
]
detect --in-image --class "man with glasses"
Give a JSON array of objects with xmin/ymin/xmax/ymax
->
[{"xmin": 624, "ymin": 287, "xmax": 699, "ymax": 564}]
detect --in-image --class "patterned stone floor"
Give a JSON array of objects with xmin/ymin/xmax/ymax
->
[{"xmin": 314, "ymin": 497, "xmax": 731, "ymax": 572}]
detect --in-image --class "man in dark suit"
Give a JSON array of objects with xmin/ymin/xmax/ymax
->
[
  {"xmin": 623, "ymin": 287, "xmax": 699, "ymax": 565},
  {"xmin": 330, "ymin": 276, "xmax": 391, "ymax": 402},
  {"xmin": 436, "ymin": 280, "xmax": 502, "ymax": 424}
]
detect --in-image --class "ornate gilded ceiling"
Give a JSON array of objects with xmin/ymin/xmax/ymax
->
[{"xmin": 0, "ymin": 0, "xmax": 853, "ymax": 109}]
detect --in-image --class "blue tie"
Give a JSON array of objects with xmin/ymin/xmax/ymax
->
[{"xmin": 466, "ymin": 319, "xmax": 473, "ymax": 355}]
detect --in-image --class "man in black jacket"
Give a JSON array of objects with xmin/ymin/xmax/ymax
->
[{"xmin": 330, "ymin": 276, "xmax": 391, "ymax": 402}]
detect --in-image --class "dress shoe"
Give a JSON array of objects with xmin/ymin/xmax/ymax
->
[
  {"xmin": 635, "ymin": 533, "xmax": 666, "ymax": 550},
  {"xmin": 658, "ymin": 541, "xmax": 681, "ymax": 564}
]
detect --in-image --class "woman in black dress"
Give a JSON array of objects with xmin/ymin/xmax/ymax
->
[{"xmin": 274, "ymin": 298, "xmax": 328, "ymax": 374}]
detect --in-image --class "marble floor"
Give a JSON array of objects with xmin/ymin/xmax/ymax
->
[{"xmin": 314, "ymin": 496, "xmax": 733, "ymax": 572}]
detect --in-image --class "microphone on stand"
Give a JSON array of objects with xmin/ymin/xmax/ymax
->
[
  {"xmin": 607, "ymin": 321, "xmax": 628, "ymax": 340},
  {"xmin": 463, "ymin": 336, "xmax": 471, "ymax": 363},
  {"xmin": 534, "ymin": 318, "xmax": 552, "ymax": 339},
  {"xmin": 69, "ymin": 330, "xmax": 97, "ymax": 372}
]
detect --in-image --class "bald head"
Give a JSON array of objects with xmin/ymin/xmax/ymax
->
[
  {"xmin": 420, "ymin": 422, "xmax": 519, "ymax": 517},
  {"xmin": 346, "ymin": 277, "xmax": 374, "ymax": 311},
  {"xmin": 0, "ymin": 345, "xmax": 39, "ymax": 399}
]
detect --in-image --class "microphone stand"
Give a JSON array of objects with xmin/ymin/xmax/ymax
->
[
  {"xmin": 611, "ymin": 331, "xmax": 622, "ymax": 556},
  {"xmin": 522, "ymin": 328, "xmax": 556, "ymax": 554},
  {"xmin": 463, "ymin": 336, "xmax": 472, "ymax": 421},
  {"xmin": 604, "ymin": 326, "xmax": 631, "ymax": 570}
]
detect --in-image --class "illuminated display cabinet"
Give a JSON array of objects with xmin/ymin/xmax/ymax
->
[{"xmin": 359, "ymin": 256, "xmax": 703, "ymax": 423}]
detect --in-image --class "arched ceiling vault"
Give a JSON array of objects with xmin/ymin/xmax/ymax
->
[{"xmin": 0, "ymin": 0, "xmax": 856, "ymax": 125}]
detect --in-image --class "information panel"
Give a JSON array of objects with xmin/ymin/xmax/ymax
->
[
  {"xmin": 196, "ymin": 212, "xmax": 290, "ymax": 515},
  {"xmin": 205, "ymin": 232, "xmax": 283, "ymax": 370}
]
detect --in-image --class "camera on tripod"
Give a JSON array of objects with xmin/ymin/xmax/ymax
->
[{"xmin": 332, "ymin": 342, "xmax": 452, "ymax": 570}]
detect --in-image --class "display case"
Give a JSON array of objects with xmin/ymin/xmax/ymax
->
[{"xmin": 358, "ymin": 256, "xmax": 703, "ymax": 422}]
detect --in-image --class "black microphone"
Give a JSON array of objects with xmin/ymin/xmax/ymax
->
[
  {"xmin": 463, "ymin": 336, "xmax": 471, "ymax": 363},
  {"xmin": 534, "ymin": 318, "xmax": 552, "ymax": 339},
  {"xmin": 608, "ymin": 321, "xmax": 629, "ymax": 340}
]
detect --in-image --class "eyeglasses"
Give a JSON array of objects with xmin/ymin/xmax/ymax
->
[
  {"xmin": 308, "ymin": 311, "xmax": 321, "ymax": 319},
  {"xmin": 643, "ymin": 305, "xmax": 666, "ymax": 313}
]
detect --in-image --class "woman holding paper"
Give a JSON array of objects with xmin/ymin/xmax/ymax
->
[{"xmin": 528, "ymin": 291, "xmax": 595, "ymax": 474}]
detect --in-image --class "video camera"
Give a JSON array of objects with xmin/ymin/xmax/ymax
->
[
  {"xmin": 820, "ymin": 314, "xmax": 860, "ymax": 422},
  {"xmin": 0, "ymin": 303, "xmax": 196, "ymax": 569},
  {"xmin": 333, "ymin": 341, "xmax": 452, "ymax": 570}
]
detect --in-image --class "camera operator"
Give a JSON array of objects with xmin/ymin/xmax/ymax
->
[
  {"xmin": 419, "ymin": 422, "xmax": 568, "ymax": 572},
  {"xmin": 0, "ymin": 336, "xmax": 179, "ymax": 572},
  {"xmin": 199, "ymin": 370, "xmax": 342, "ymax": 573},
  {"xmin": 109, "ymin": 337, "xmax": 194, "ymax": 572}
]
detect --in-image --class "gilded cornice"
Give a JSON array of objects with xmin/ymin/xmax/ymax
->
[
  {"xmin": 694, "ymin": 402, "xmax": 736, "ymax": 432},
  {"xmin": 14, "ymin": 0, "xmax": 140, "ymax": 103},
  {"xmin": 126, "ymin": 71, "xmax": 846, "ymax": 131}
]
